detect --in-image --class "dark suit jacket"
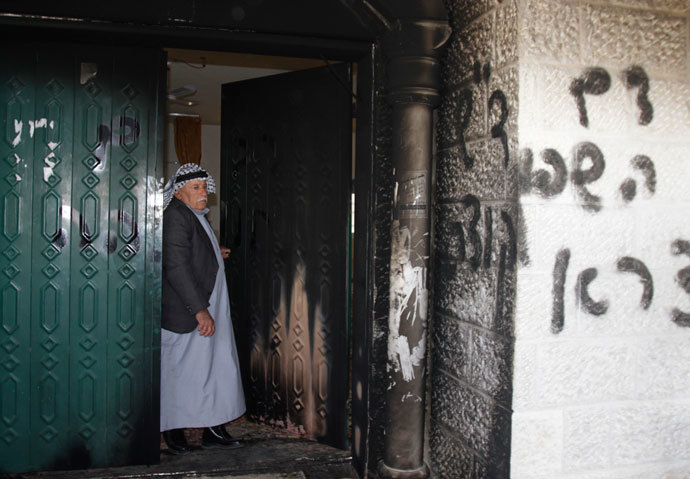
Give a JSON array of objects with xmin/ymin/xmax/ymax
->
[{"xmin": 162, "ymin": 197, "xmax": 219, "ymax": 333}]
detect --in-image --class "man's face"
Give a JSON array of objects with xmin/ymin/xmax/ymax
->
[{"xmin": 174, "ymin": 179, "xmax": 208, "ymax": 211}]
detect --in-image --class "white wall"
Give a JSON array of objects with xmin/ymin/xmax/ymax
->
[
  {"xmin": 512, "ymin": 1, "xmax": 690, "ymax": 477},
  {"xmin": 164, "ymin": 122, "xmax": 222, "ymax": 240}
]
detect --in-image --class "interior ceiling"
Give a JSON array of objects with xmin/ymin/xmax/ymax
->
[{"xmin": 166, "ymin": 49, "xmax": 325, "ymax": 125}]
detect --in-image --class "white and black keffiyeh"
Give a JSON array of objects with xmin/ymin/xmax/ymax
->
[{"xmin": 163, "ymin": 163, "xmax": 216, "ymax": 210}]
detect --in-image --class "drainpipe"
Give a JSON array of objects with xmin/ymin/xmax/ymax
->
[{"xmin": 378, "ymin": 19, "xmax": 450, "ymax": 479}]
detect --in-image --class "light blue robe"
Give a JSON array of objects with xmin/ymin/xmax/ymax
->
[{"xmin": 160, "ymin": 207, "xmax": 245, "ymax": 431}]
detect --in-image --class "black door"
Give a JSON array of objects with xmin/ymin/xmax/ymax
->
[{"xmin": 220, "ymin": 64, "xmax": 352, "ymax": 449}]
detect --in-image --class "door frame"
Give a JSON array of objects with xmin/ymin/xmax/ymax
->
[{"xmin": 0, "ymin": 17, "xmax": 378, "ymax": 477}]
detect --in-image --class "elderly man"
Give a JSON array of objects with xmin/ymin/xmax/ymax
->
[{"xmin": 160, "ymin": 163, "xmax": 245, "ymax": 454}]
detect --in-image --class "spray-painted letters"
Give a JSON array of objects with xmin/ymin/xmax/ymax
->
[{"xmin": 570, "ymin": 65, "xmax": 653, "ymax": 128}]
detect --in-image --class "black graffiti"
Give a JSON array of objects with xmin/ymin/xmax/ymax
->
[
  {"xmin": 483, "ymin": 206, "xmax": 493, "ymax": 269},
  {"xmin": 616, "ymin": 256, "xmax": 653, "ymax": 310},
  {"xmin": 570, "ymin": 65, "xmax": 654, "ymax": 127},
  {"xmin": 95, "ymin": 116, "xmax": 142, "ymax": 156},
  {"xmin": 570, "ymin": 67, "xmax": 611, "ymax": 128},
  {"xmin": 460, "ymin": 194, "xmax": 482, "ymax": 270},
  {"xmin": 576, "ymin": 267, "xmax": 609, "ymax": 316},
  {"xmin": 473, "ymin": 61, "xmax": 482, "ymax": 84},
  {"xmin": 439, "ymin": 199, "xmax": 517, "ymax": 274},
  {"xmin": 457, "ymin": 89, "xmax": 475, "ymax": 169},
  {"xmin": 671, "ymin": 239, "xmax": 690, "ymax": 327},
  {"xmin": 623, "ymin": 66, "xmax": 653, "ymax": 126},
  {"xmin": 571, "ymin": 142, "xmax": 605, "ymax": 213},
  {"xmin": 516, "ymin": 204, "xmax": 531, "ymax": 267},
  {"xmin": 472, "ymin": 60, "xmax": 492, "ymax": 86},
  {"xmin": 519, "ymin": 148, "xmax": 567, "ymax": 198},
  {"xmin": 500, "ymin": 210, "xmax": 516, "ymax": 271},
  {"xmin": 450, "ymin": 220, "xmax": 465, "ymax": 264},
  {"xmin": 551, "ymin": 249, "xmax": 570, "ymax": 334},
  {"xmin": 549, "ymin": 245, "xmax": 690, "ymax": 333},
  {"xmin": 520, "ymin": 142, "xmax": 656, "ymax": 212},
  {"xmin": 454, "ymin": 62, "xmax": 511, "ymax": 170},
  {"xmin": 489, "ymin": 90, "xmax": 509, "ymax": 168},
  {"xmin": 619, "ymin": 178, "xmax": 636, "ymax": 202},
  {"xmin": 620, "ymin": 155, "xmax": 656, "ymax": 203},
  {"xmin": 672, "ymin": 239, "xmax": 690, "ymax": 256}
]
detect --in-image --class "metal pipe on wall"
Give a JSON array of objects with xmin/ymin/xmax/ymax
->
[{"xmin": 378, "ymin": 19, "xmax": 450, "ymax": 479}]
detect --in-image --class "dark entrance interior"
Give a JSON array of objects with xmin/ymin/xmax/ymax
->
[{"xmin": 165, "ymin": 50, "xmax": 355, "ymax": 447}]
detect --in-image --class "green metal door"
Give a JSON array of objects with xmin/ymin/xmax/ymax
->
[{"xmin": 0, "ymin": 44, "xmax": 164, "ymax": 473}]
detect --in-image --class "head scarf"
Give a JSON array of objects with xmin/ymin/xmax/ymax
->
[{"xmin": 163, "ymin": 163, "xmax": 216, "ymax": 210}]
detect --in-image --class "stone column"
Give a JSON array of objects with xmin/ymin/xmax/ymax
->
[{"xmin": 378, "ymin": 19, "xmax": 450, "ymax": 479}]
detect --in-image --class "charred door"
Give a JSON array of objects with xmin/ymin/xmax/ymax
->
[{"xmin": 221, "ymin": 65, "xmax": 351, "ymax": 448}]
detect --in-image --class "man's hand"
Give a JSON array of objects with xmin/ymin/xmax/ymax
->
[
  {"xmin": 195, "ymin": 309, "xmax": 215, "ymax": 337},
  {"xmin": 220, "ymin": 246, "xmax": 231, "ymax": 260}
]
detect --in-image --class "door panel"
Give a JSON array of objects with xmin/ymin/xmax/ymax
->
[
  {"xmin": 221, "ymin": 64, "xmax": 351, "ymax": 448},
  {"xmin": 0, "ymin": 44, "xmax": 164, "ymax": 473}
]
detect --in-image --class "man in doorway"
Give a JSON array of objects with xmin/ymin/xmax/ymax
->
[{"xmin": 160, "ymin": 163, "xmax": 245, "ymax": 454}]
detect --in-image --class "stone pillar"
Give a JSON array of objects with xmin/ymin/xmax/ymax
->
[{"xmin": 378, "ymin": 19, "xmax": 450, "ymax": 479}]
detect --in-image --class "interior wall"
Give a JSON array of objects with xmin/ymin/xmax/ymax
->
[
  {"xmin": 164, "ymin": 123, "xmax": 222, "ymax": 239},
  {"xmin": 512, "ymin": 1, "xmax": 690, "ymax": 477}
]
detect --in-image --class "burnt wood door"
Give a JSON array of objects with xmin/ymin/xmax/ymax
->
[{"xmin": 220, "ymin": 64, "xmax": 351, "ymax": 449}]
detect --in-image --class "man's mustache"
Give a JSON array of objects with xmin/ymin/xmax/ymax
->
[{"xmin": 197, "ymin": 197, "xmax": 207, "ymax": 203}]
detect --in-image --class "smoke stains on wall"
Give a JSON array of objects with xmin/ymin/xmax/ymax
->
[{"xmin": 430, "ymin": 0, "xmax": 519, "ymax": 476}]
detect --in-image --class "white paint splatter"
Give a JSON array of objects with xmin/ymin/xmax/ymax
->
[
  {"xmin": 29, "ymin": 118, "xmax": 48, "ymax": 138},
  {"xmin": 43, "ymin": 152, "xmax": 57, "ymax": 182},
  {"xmin": 49, "ymin": 120, "xmax": 55, "ymax": 129},
  {"xmin": 400, "ymin": 392, "xmax": 422, "ymax": 402},
  {"xmin": 12, "ymin": 120, "xmax": 22, "ymax": 147},
  {"xmin": 13, "ymin": 153, "xmax": 21, "ymax": 165},
  {"xmin": 387, "ymin": 219, "xmax": 429, "ymax": 382},
  {"xmin": 44, "ymin": 152, "xmax": 57, "ymax": 167},
  {"xmin": 48, "ymin": 142, "xmax": 59, "ymax": 151}
]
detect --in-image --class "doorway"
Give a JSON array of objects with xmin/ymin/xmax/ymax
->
[{"xmin": 164, "ymin": 49, "xmax": 355, "ymax": 450}]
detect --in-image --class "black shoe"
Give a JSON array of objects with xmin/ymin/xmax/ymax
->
[
  {"xmin": 163, "ymin": 428, "xmax": 191, "ymax": 455},
  {"xmin": 202, "ymin": 425, "xmax": 243, "ymax": 449}
]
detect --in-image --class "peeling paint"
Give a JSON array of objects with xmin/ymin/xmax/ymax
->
[
  {"xmin": 387, "ymin": 219, "xmax": 428, "ymax": 382},
  {"xmin": 48, "ymin": 141, "xmax": 59, "ymax": 151}
]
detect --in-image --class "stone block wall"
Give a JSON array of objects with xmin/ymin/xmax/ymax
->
[
  {"xmin": 431, "ymin": 0, "xmax": 690, "ymax": 477},
  {"xmin": 431, "ymin": 0, "xmax": 520, "ymax": 476},
  {"xmin": 512, "ymin": 0, "xmax": 690, "ymax": 477}
]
